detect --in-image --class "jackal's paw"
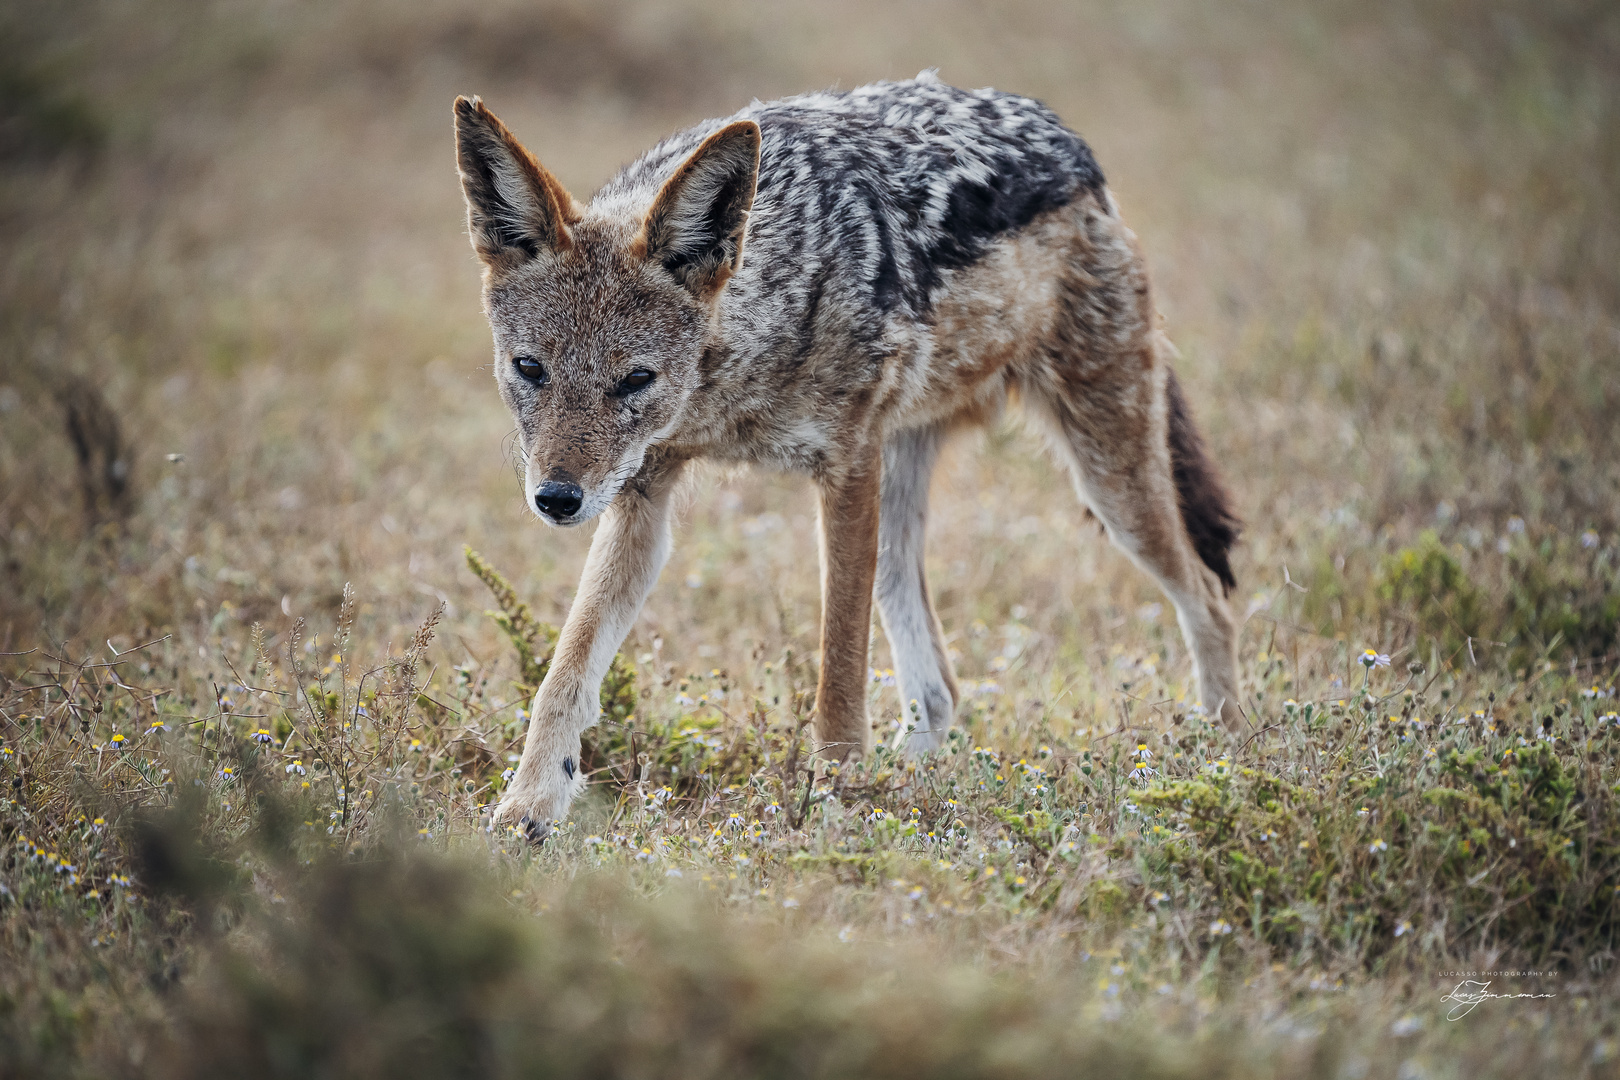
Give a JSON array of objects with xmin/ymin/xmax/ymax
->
[
  {"xmin": 492, "ymin": 789, "xmax": 569, "ymax": 846},
  {"xmin": 1213, "ymin": 696, "xmax": 1247, "ymax": 732},
  {"xmin": 507, "ymin": 813, "xmax": 551, "ymax": 845},
  {"xmin": 895, "ymin": 725, "xmax": 949, "ymax": 755},
  {"xmin": 889, "ymin": 685, "xmax": 957, "ymax": 756},
  {"xmin": 491, "ymin": 745, "xmax": 584, "ymax": 845}
]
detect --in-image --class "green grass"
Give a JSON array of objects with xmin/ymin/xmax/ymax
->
[
  {"xmin": 5, "ymin": 589, "xmax": 1618, "ymax": 1076},
  {"xmin": 3, "ymin": 0, "xmax": 1619, "ymax": 1076}
]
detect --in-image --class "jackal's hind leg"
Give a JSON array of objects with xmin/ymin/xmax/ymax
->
[
  {"xmin": 876, "ymin": 425, "xmax": 959, "ymax": 753},
  {"xmin": 1033, "ymin": 362, "xmax": 1243, "ymax": 728}
]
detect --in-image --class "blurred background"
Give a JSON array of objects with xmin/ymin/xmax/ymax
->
[
  {"xmin": 1, "ymin": 0, "xmax": 1616, "ymax": 703},
  {"xmin": 2, "ymin": 5, "xmax": 1619, "ymax": 1074}
]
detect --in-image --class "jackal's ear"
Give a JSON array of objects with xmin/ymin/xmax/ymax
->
[
  {"xmin": 454, "ymin": 96, "xmax": 578, "ymax": 270},
  {"xmin": 640, "ymin": 120, "xmax": 760, "ymax": 299}
]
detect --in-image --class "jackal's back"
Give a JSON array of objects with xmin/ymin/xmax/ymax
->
[{"xmin": 595, "ymin": 73, "xmax": 1105, "ymax": 335}]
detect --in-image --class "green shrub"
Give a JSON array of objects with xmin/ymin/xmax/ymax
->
[
  {"xmin": 1375, "ymin": 530, "xmax": 1486, "ymax": 661},
  {"xmin": 1324, "ymin": 528, "xmax": 1620, "ymax": 672},
  {"xmin": 1125, "ymin": 715, "xmax": 1620, "ymax": 964},
  {"xmin": 465, "ymin": 547, "xmax": 637, "ymax": 779},
  {"xmin": 1497, "ymin": 534, "xmax": 1620, "ymax": 668}
]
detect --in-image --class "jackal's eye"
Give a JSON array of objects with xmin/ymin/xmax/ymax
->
[
  {"xmin": 614, "ymin": 369, "xmax": 656, "ymax": 396},
  {"xmin": 512, "ymin": 355, "xmax": 548, "ymax": 385}
]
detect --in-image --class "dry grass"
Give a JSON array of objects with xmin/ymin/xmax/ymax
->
[{"xmin": 2, "ymin": 0, "xmax": 1619, "ymax": 1076}]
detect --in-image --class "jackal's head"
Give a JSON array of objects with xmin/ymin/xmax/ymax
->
[{"xmin": 453, "ymin": 97, "xmax": 759, "ymax": 525}]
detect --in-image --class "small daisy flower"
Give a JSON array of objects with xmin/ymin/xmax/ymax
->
[
  {"xmin": 1370, "ymin": 839, "xmax": 1389, "ymax": 853},
  {"xmin": 250, "ymin": 729, "xmax": 274, "ymax": 745},
  {"xmin": 1209, "ymin": 919, "xmax": 1233, "ymax": 936}
]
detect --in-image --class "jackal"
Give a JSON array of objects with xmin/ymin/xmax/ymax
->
[{"xmin": 454, "ymin": 74, "xmax": 1243, "ymax": 840}]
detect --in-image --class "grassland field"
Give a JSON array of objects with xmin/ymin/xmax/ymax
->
[{"xmin": 2, "ymin": 1, "xmax": 1619, "ymax": 1077}]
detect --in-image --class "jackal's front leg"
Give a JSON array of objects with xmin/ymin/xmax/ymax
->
[
  {"xmin": 815, "ymin": 444, "xmax": 882, "ymax": 759},
  {"xmin": 493, "ymin": 459, "xmax": 685, "ymax": 841}
]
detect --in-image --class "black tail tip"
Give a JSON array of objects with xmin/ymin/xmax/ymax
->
[{"xmin": 1165, "ymin": 369, "xmax": 1241, "ymax": 595}]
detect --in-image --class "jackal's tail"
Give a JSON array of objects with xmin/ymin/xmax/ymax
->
[{"xmin": 1165, "ymin": 368, "xmax": 1240, "ymax": 594}]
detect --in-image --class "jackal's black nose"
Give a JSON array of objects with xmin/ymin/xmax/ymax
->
[{"xmin": 535, "ymin": 481, "xmax": 583, "ymax": 520}]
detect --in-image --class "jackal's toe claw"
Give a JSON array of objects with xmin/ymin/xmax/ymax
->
[{"xmin": 517, "ymin": 814, "xmax": 552, "ymax": 845}]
